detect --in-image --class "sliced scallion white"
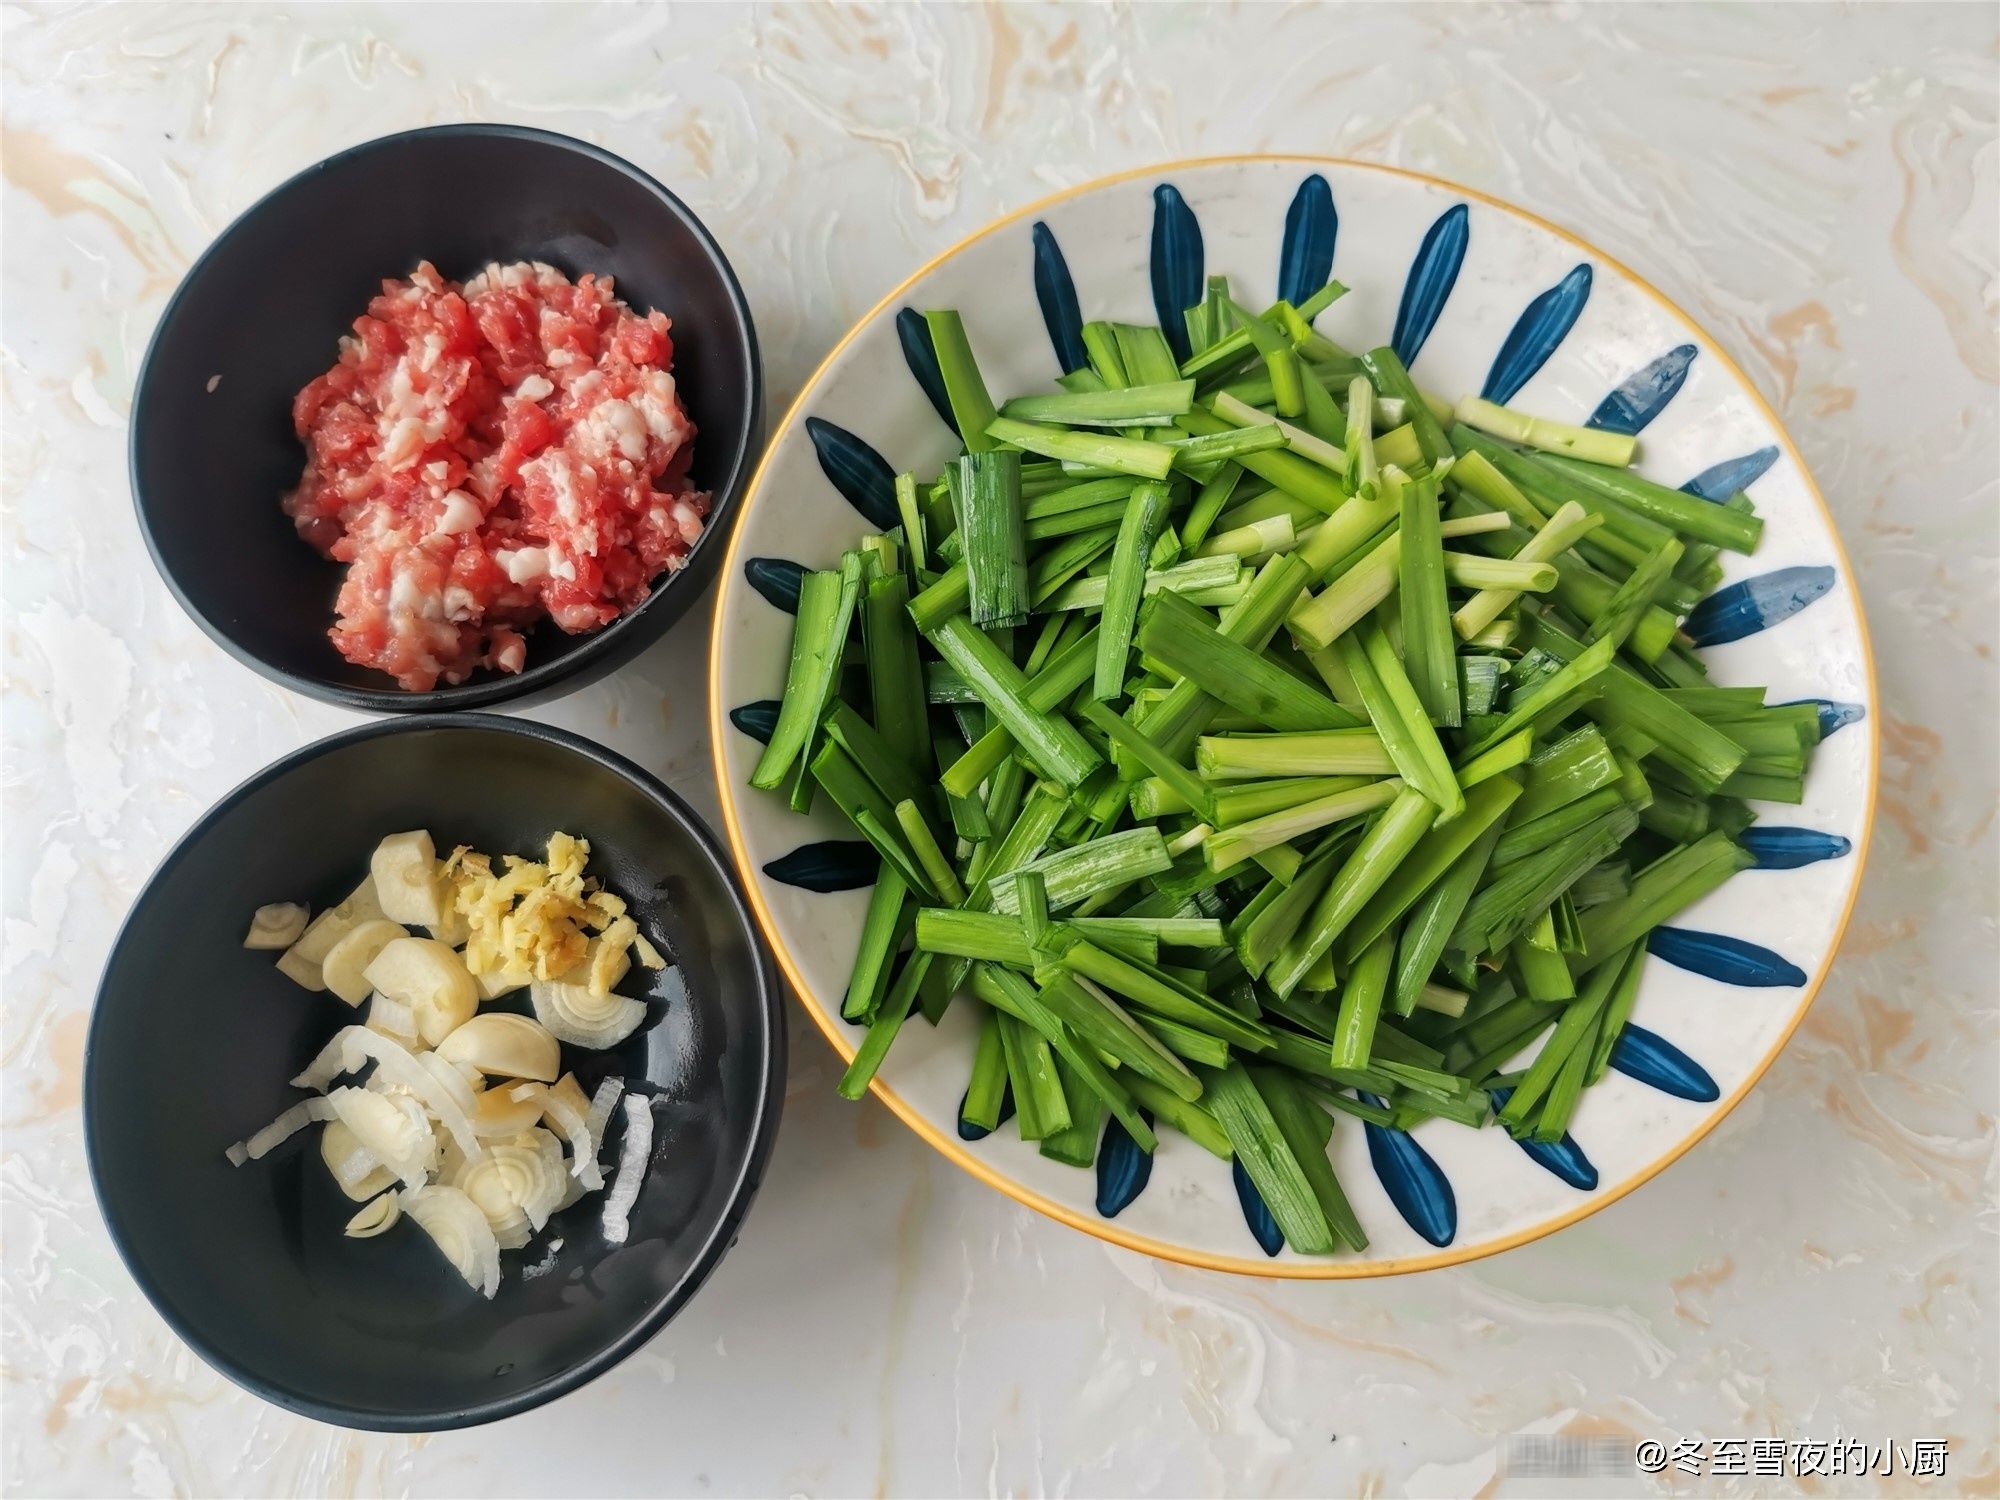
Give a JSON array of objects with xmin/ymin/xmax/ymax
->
[
  {"xmin": 600, "ymin": 1094, "xmax": 654, "ymax": 1246},
  {"xmin": 343, "ymin": 1193, "xmax": 401, "ymax": 1238},
  {"xmin": 401, "ymin": 1184, "xmax": 501, "ymax": 1298},
  {"xmin": 226, "ymin": 1095, "xmax": 336, "ymax": 1166},
  {"xmin": 530, "ymin": 974, "xmax": 647, "ymax": 1051}
]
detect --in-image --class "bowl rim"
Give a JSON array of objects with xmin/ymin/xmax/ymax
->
[
  {"xmin": 83, "ymin": 711, "xmax": 787, "ymax": 1430},
  {"xmin": 704, "ymin": 152, "xmax": 1881, "ymax": 1280},
  {"xmin": 129, "ymin": 121, "xmax": 764, "ymax": 716}
]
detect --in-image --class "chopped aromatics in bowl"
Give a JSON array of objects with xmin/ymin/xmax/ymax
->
[{"xmin": 228, "ymin": 828, "xmax": 669, "ymax": 1296}]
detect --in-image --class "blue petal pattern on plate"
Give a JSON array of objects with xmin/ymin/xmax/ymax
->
[
  {"xmin": 1095, "ymin": 1111, "xmax": 1155, "ymax": 1217},
  {"xmin": 1482, "ymin": 264, "xmax": 1592, "ymax": 404},
  {"xmin": 805, "ymin": 415, "xmax": 899, "ymax": 529},
  {"xmin": 1489, "ymin": 1089, "xmax": 1598, "ymax": 1190},
  {"xmin": 1392, "ymin": 203, "xmax": 1469, "ymax": 366},
  {"xmin": 1789, "ymin": 698, "xmax": 1867, "ymax": 739},
  {"xmin": 1149, "ymin": 184, "xmax": 1204, "ymax": 363},
  {"xmin": 958, "ymin": 1087, "xmax": 1015, "ymax": 1142},
  {"xmin": 1649, "ymin": 927, "xmax": 1808, "ymax": 987},
  {"xmin": 728, "ymin": 699, "xmax": 781, "ymax": 745},
  {"xmin": 1683, "ymin": 565, "xmax": 1835, "ymax": 646},
  {"xmin": 762, "ymin": 841, "xmax": 878, "ymax": 892},
  {"xmin": 744, "ymin": 557, "xmax": 806, "ymax": 613},
  {"xmin": 1031, "ymin": 221, "xmax": 1088, "ymax": 374},
  {"xmin": 1231, "ymin": 1160, "xmax": 1284, "ymax": 1256},
  {"xmin": 1682, "ymin": 445, "xmax": 1779, "ymax": 500},
  {"xmin": 1610, "ymin": 1024, "xmax": 1721, "ymax": 1103},
  {"xmin": 1364, "ymin": 1118, "xmax": 1457, "ymax": 1247},
  {"xmin": 1277, "ymin": 174, "xmax": 1337, "ymax": 306},
  {"xmin": 895, "ymin": 307, "xmax": 958, "ymax": 434},
  {"xmin": 1588, "ymin": 344, "xmax": 1696, "ymax": 433},
  {"xmin": 1740, "ymin": 826, "xmax": 1854, "ymax": 870}
]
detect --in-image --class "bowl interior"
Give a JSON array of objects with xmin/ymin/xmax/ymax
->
[
  {"xmin": 132, "ymin": 126, "xmax": 758, "ymax": 706},
  {"xmin": 87, "ymin": 720, "xmax": 780, "ymax": 1428}
]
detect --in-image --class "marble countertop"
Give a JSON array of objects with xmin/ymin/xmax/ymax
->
[{"xmin": 3, "ymin": 5, "xmax": 1994, "ymax": 1495}]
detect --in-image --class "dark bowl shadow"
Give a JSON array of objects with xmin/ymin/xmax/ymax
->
[
  {"xmin": 130, "ymin": 124, "xmax": 761, "ymax": 713},
  {"xmin": 85, "ymin": 715, "xmax": 784, "ymax": 1430}
]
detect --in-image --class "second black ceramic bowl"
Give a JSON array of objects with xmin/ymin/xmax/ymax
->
[
  {"xmin": 85, "ymin": 715, "xmax": 784, "ymax": 1430},
  {"xmin": 131, "ymin": 124, "xmax": 762, "ymax": 712}
]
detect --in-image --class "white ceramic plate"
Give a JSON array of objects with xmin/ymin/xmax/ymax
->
[{"xmin": 707, "ymin": 157, "xmax": 1876, "ymax": 1277}]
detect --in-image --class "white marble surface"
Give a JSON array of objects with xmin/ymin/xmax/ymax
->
[{"xmin": 3, "ymin": 4, "xmax": 1995, "ymax": 1496}]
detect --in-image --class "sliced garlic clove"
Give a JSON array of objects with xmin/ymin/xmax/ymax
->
[
  {"xmin": 469, "ymin": 1082, "xmax": 546, "ymax": 1139},
  {"xmin": 320, "ymin": 919, "xmax": 411, "ymax": 1007},
  {"xmin": 244, "ymin": 903, "xmax": 309, "ymax": 950},
  {"xmin": 427, "ymin": 905, "xmax": 471, "ymax": 948},
  {"xmin": 370, "ymin": 830, "xmax": 444, "ymax": 927},
  {"xmin": 364, "ymin": 936, "xmax": 476, "ymax": 1046},
  {"xmin": 475, "ymin": 967, "xmax": 532, "ymax": 1002},
  {"xmin": 275, "ymin": 948, "xmax": 328, "ymax": 991},
  {"xmin": 277, "ymin": 877, "xmax": 385, "ymax": 989},
  {"xmin": 434, "ymin": 1013, "xmax": 561, "ymax": 1083}
]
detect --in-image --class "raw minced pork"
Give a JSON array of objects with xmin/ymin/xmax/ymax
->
[{"xmin": 284, "ymin": 259, "xmax": 706, "ymax": 691}]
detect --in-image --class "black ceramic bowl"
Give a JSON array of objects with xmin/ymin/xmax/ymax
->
[
  {"xmin": 85, "ymin": 716, "xmax": 784, "ymax": 1430},
  {"xmin": 130, "ymin": 124, "xmax": 762, "ymax": 713}
]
